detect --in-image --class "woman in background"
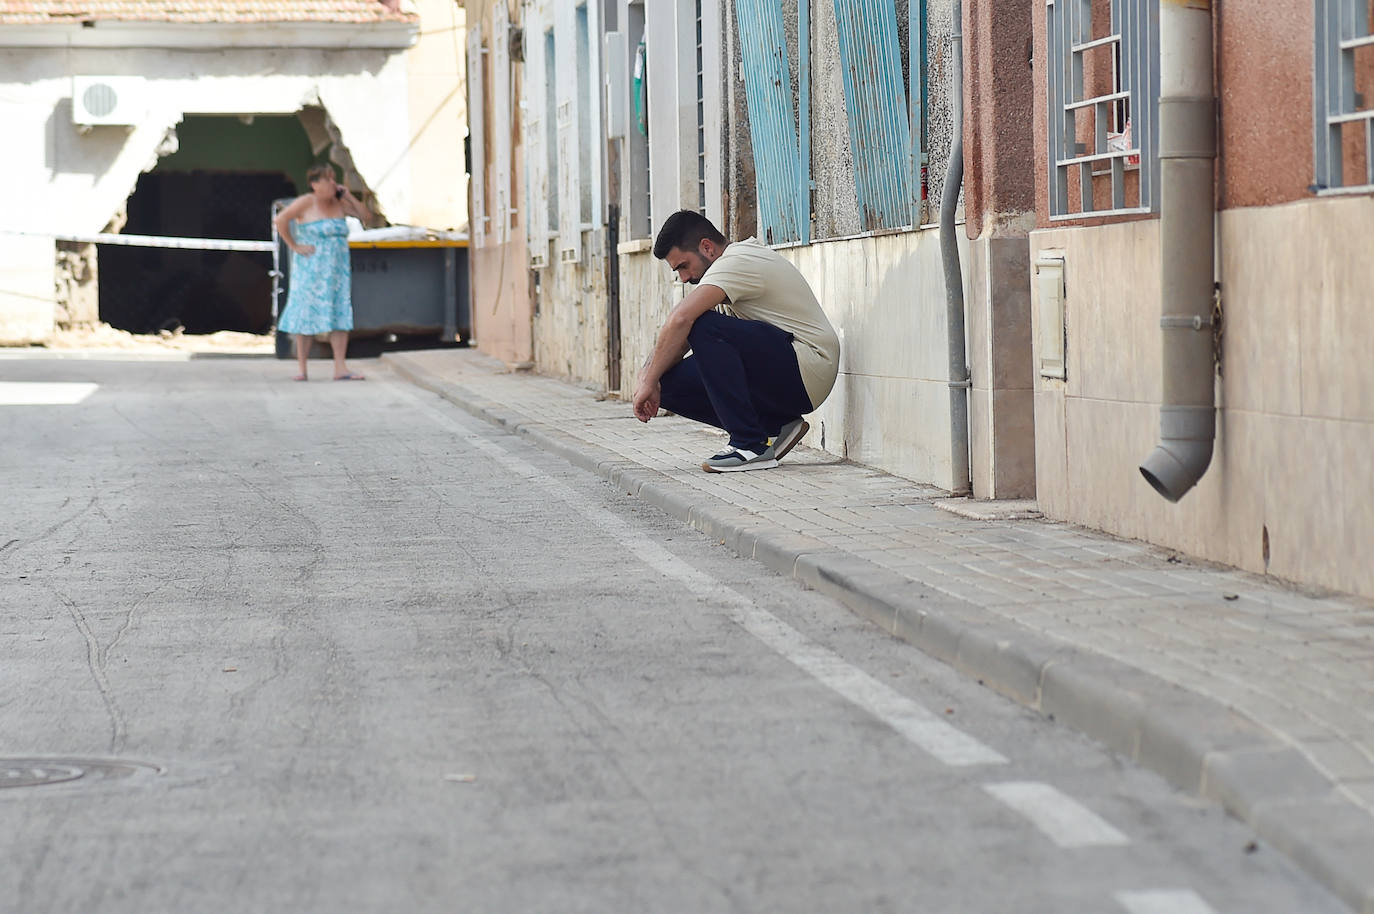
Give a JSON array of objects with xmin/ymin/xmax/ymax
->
[{"xmin": 273, "ymin": 164, "xmax": 371, "ymax": 381}]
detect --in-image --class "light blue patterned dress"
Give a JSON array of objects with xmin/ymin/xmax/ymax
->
[{"xmin": 278, "ymin": 218, "xmax": 353, "ymax": 334}]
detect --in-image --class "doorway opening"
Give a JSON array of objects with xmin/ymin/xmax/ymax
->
[{"xmin": 99, "ymin": 114, "xmax": 315, "ymax": 335}]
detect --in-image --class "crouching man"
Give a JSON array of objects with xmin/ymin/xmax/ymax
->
[{"xmin": 632, "ymin": 210, "xmax": 840, "ymax": 473}]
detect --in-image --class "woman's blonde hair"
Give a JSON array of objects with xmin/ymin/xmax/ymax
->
[{"xmin": 305, "ymin": 164, "xmax": 335, "ymax": 185}]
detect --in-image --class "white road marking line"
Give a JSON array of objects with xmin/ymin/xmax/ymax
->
[
  {"xmin": 1115, "ymin": 889, "xmax": 1218, "ymax": 914},
  {"xmin": 0, "ymin": 382, "xmax": 99, "ymax": 405},
  {"xmin": 983, "ymin": 781, "xmax": 1130, "ymax": 848},
  {"xmin": 727, "ymin": 601, "xmax": 1007, "ymax": 766},
  {"xmin": 396, "ymin": 382, "xmax": 1008, "ymax": 767}
]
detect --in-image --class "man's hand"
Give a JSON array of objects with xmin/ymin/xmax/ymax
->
[
  {"xmin": 632, "ymin": 380, "xmax": 661, "ymax": 422},
  {"xmin": 631, "ymin": 280, "xmax": 727, "ymax": 425}
]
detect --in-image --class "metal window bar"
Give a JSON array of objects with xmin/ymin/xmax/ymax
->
[
  {"xmin": 1315, "ymin": 0, "xmax": 1374, "ymax": 192},
  {"xmin": 1046, "ymin": 0, "xmax": 1159, "ymax": 219},
  {"xmin": 799, "ymin": 0, "xmax": 812, "ymax": 244},
  {"xmin": 697, "ymin": 0, "xmax": 706, "ymax": 211},
  {"xmin": 736, "ymin": 0, "xmax": 804, "ymax": 244},
  {"xmin": 832, "ymin": 0, "xmax": 913, "ymax": 231},
  {"xmin": 545, "ymin": 30, "xmax": 559, "ymax": 233},
  {"xmin": 577, "ymin": 4, "xmax": 593, "ymax": 226}
]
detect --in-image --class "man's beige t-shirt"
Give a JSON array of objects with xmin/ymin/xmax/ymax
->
[{"xmin": 700, "ymin": 238, "xmax": 840, "ymax": 409}]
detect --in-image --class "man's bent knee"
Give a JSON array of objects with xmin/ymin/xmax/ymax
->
[{"xmin": 685, "ymin": 310, "xmax": 728, "ymax": 349}]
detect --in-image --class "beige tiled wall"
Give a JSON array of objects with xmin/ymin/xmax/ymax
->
[
  {"xmin": 1029, "ymin": 196, "xmax": 1374, "ymax": 598},
  {"xmin": 781, "ymin": 229, "xmax": 963, "ymax": 492}
]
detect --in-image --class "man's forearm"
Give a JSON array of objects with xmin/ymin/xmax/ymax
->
[
  {"xmin": 640, "ymin": 321, "xmax": 690, "ymax": 387},
  {"xmin": 638, "ymin": 282, "xmax": 726, "ymax": 390}
]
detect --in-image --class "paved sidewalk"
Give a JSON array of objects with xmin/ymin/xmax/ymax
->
[{"xmin": 385, "ymin": 348, "xmax": 1374, "ymax": 913}]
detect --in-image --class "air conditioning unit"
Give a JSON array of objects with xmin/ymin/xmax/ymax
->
[{"xmin": 72, "ymin": 76, "xmax": 147, "ymax": 126}]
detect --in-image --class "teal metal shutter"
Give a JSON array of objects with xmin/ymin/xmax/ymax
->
[
  {"xmin": 833, "ymin": 0, "xmax": 914, "ymax": 230},
  {"xmin": 736, "ymin": 0, "xmax": 804, "ymax": 244}
]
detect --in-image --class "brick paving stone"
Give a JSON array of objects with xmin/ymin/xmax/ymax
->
[{"xmin": 384, "ymin": 348, "xmax": 1374, "ymax": 900}]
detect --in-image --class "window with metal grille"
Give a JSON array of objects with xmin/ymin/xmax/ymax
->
[
  {"xmin": 736, "ymin": 0, "xmax": 803, "ymax": 244},
  {"xmin": 1045, "ymin": 0, "xmax": 1159, "ymax": 219},
  {"xmin": 466, "ymin": 26, "xmax": 488, "ymax": 245},
  {"xmin": 576, "ymin": 3, "xmax": 594, "ymax": 226},
  {"xmin": 696, "ymin": 0, "xmax": 706, "ymax": 211},
  {"xmin": 737, "ymin": 1, "xmax": 928, "ymax": 244},
  {"xmin": 832, "ymin": 0, "xmax": 924, "ymax": 232},
  {"xmin": 545, "ymin": 28, "xmax": 560, "ymax": 233},
  {"xmin": 1314, "ymin": 0, "xmax": 1374, "ymax": 192}
]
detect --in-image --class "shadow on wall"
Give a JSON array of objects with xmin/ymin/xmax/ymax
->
[{"xmin": 45, "ymin": 98, "xmax": 139, "ymax": 176}]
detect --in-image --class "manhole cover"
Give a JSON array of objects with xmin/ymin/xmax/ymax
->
[{"xmin": 0, "ymin": 758, "xmax": 160, "ymax": 789}]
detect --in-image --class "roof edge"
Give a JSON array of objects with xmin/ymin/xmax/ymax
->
[{"xmin": 0, "ymin": 20, "xmax": 419, "ymax": 50}]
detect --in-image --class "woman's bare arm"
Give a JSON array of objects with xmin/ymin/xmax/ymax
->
[
  {"xmin": 340, "ymin": 188, "xmax": 372, "ymax": 225},
  {"xmin": 273, "ymin": 196, "xmax": 315, "ymax": 253}
]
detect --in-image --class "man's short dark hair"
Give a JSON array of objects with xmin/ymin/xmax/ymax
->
[{"xmin": 653, "ymin": 210, "xmax": 727, "ymax": 260}]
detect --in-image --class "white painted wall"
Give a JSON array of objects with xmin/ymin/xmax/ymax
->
[
  {"xmin": 406, "ymin": 0, "xmax": 468, "ymax": 231},
  {"xmin": 0, "ymin": 43, "xmax": 436, "ymax": 343},
  {"xmin": 1, "ymin": 48, "xmax": 413, "ymax": 234},
  {"xmin": 643, "ymin": 0, "xmax": 719, "ymax": 231},
  {"xmin": 780, "ymin": 227, "xmax": 966, "ymax": 490}
]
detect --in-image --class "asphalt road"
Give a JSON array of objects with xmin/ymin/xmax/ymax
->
[{"xmin": 0, "ymin": 354, "xmax": 1348, "ymax": 914}]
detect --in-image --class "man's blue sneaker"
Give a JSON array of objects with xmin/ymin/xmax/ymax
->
[{"xmin": 702, "ymin": 445, "xmax": 778, "ymax": 473}]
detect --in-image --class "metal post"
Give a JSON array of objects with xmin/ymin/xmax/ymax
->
[{"xmin": 939, "ymin": 0, "xmax": 971, "ymax": 496}]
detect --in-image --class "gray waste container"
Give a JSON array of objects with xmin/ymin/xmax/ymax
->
[{"xmin": 272, "ymin": 204, "xmax": 469, "ymax": 358}]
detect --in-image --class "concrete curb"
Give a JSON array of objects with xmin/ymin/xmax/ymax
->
[{"xmin": 384, "ymin": 352, "xmax": 1374, "ymax": 914}]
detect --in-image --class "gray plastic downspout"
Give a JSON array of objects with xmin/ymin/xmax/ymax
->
[
  {"xmin": 1139, "ymin": 1, "xmax": 1217, "ymax": 502},
  {"xmin": 939, "ymin": 0, "xmax": 972, "ymax": 496}
]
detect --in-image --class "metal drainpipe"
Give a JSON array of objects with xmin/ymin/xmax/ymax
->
[
  {"xmin": 939, "ymin": 0, "xmax": 972, "ymax": 496},
  {"xmin": 1139, "ymin": 0, "xmax": 1217, "ymax": 502}
]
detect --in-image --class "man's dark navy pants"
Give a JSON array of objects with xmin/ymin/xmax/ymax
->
[{"xmin": 658, "ymin": 309, "xmax": 813, "ymax": 453}]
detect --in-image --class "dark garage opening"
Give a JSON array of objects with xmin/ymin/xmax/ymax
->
[
  {"xmin": 99, "ymin": 171, "xmax": 293, "ymax": 334},
  {"xmin": 99, "ymin": 114, "xmax": 316, "ymax": 335}
]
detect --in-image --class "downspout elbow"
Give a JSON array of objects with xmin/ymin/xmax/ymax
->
[{"xmin": 1139, "ymin": 405, "xmax": 1214, "ymax": 503}]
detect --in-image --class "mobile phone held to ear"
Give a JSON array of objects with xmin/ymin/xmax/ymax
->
[{"xmin": 335, "ymin": 186, "xmax": 345, "ymax": 199}]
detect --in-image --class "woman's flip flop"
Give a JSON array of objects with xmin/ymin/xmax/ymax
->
[{"xmin": 334, "ymin": 372, "xmax": 365, "ymax": 381}]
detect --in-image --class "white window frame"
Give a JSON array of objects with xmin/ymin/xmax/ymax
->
[
  {"xmin": 492, "ymin": 0, "xmax": 514, "ymax": 243},
  {"xmin": 700, "ymin": 0, "xmax": 724, "ymax": 225},
  {"xmin": 644, "ymin": 1, "xmax": 721, "ymax": 234},
  {"xmin": 523, "ymin": 13, "xmax": 555, "ymax": 266},
  {"xmin": 519, "ymin": 1, "xmax": 605, "ymax": 264},
  {"xmin": 613, "ymin": 0, "xmax": 653, "ymax": 240},
  {"xmin": 467, "ymin": 23, "xmax": 487, "ymax": 245}
]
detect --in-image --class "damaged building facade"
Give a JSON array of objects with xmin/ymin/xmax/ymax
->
[{"xmin": 0, "ymin": 0, "xmax": 468, "ymax": 342}]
